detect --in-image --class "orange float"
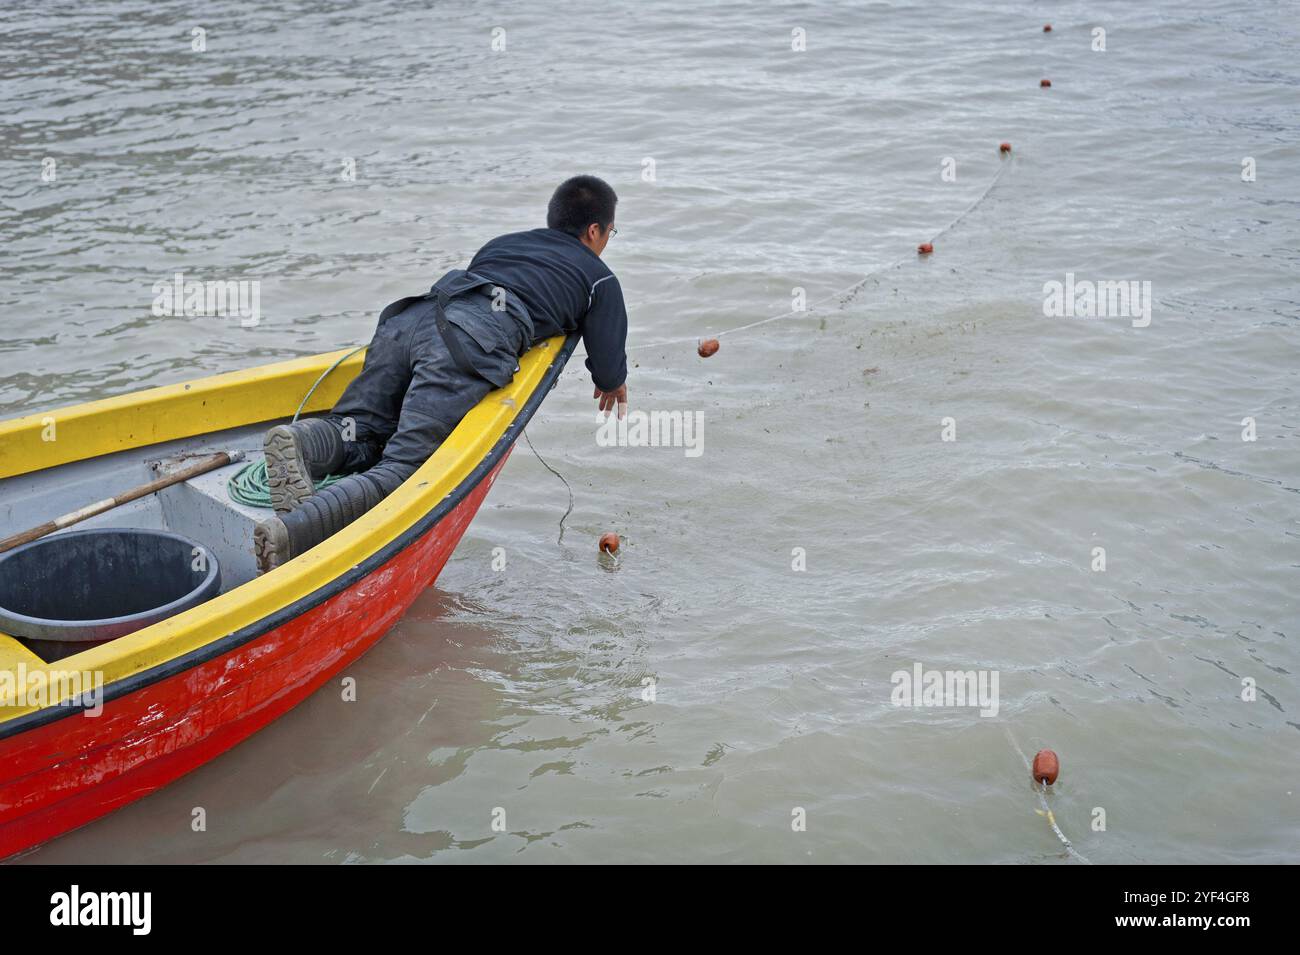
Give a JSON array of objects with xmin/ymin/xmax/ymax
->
[
  {"xmin": 999, "ymin": 141, "xmax": 1012, "ymax": 154},
  {"xmin": 697, "ymin": 338, "xmax": 720, "ymax": 358},
  {"xmin": 1032, "ymin": 749, "xmax": 1060, "ymax": 785},
  {"xmin": 917, "ymin": 242, "xmax": 934, "ymax": 255},
  {"xmin": 1040, "ymin": 78, "xmax": 1052, "ymax": 88},
  {"xmin": 598, "ymin": 532, "xmax": 620, "ymax": 554}
]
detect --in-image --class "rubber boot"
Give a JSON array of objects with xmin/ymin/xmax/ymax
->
[
  {"xmin": 262, "ymin": 417, "xmax": 346, "ymax": 515},
  {"xmin": 253, "ymin": 474, "xmax": 385, "ymax": 574}
]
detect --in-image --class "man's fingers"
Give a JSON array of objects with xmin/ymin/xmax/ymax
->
[{"xmin": 594, "ymin": 385, "xmax": 627, "ymax": 418}]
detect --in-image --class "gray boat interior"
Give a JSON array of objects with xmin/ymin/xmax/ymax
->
[{"xmin": 0, "ymin": 418, "xmax": 298, "ymax": 594}]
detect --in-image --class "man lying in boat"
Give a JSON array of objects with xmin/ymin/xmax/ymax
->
[{"xmin": 253, "ymin": 175, "xmax": 629, "ymax": 572}]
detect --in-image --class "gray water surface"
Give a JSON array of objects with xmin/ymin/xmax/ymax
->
[{"xmin": 2, "ymin": 0, "xmax": 1297, "ymax": 863}]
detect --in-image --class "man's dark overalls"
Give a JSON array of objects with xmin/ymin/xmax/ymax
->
[{"xmin": 266, "ymin": 270, "xmax": 532, "ymax": 559}]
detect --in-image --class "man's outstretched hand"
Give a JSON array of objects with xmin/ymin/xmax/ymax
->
[{"xmin": 594, "ymin": 383, "xmax": 628, "ymax": 420}]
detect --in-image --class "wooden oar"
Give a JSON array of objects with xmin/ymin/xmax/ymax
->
[{"xmin": 0, "ymin": 450, "xmax": 244, "ymax": 554}]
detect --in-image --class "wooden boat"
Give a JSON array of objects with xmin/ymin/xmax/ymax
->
[{"xmin": 0, "ymin": 333, "xmax": 577, "ymax": 859}]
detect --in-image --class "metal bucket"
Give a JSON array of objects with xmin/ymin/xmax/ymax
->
[{"xmin": 0, "ymin": 528, "xmax": 221, "ymax": 661}]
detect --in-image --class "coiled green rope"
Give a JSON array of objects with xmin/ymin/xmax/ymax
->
[
  {"xmin": 226, "ymin": 458, "xmax": 346, "ymax": 509},
  {"xmin": 226, "ymin": 346, "xmax": 365, "ymax": 509}
]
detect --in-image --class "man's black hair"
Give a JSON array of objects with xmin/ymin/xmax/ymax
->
[{"xmin": 547, "ymin": 175, "xmax": 618, "ymax": 238}]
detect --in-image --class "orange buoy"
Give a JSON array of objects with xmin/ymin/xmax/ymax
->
[
  {"xmin": 1032, "ymin": 749, "xmax": 1060, "ymax": 785},
  {"xmin": 999, "ymin": 141, "xmax": 1012, "ymax": 154},
  {"xmin": 1043, "ymin": 24, "xmax": 1052, "ymax": 33},
  {"xmin": 698, "ymin": 338, "xmax": 720, "ymax": 358},
  {"xmin": 1040, "ymin": 78, "xmax": 1052, "ymax": 88},
  {"xmin": 917, "ymin": 242, "xmax": 934, "ymax": 255},
  {"xmin": 598, "ymin": 532, "xmax": 620, "ymax": 554}
]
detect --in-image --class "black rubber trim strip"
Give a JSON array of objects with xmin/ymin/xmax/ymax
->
[{"xmin": 0, "ymin": 334, "xmax": 579, "ymax": 742}]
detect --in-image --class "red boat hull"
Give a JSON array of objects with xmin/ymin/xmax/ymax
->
[{"xmin": 0, "ymin": 450, "xmax": 509, "ymax": 860}]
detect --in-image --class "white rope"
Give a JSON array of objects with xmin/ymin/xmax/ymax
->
[{"xmin": 626, "ymin": 157, "xmax": 1014, "ymax": 353}]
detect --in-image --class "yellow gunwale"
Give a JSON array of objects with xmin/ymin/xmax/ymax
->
[{"xmin": 0, "ymin": 336, "xmax": 569, "ymax": 721}]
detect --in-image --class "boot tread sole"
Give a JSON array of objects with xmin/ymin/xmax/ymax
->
[
  {"xmin": 263, "ymin": 425, "xmax": 314, "ymax": 516},
  {"xmin": 253, "ymin": 518, "xmax": 290, "ymax": 575}
]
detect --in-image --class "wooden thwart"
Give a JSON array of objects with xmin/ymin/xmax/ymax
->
[{"xmin": 0, "ymin": 450, "xmax": 243, "ymax": 554}]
